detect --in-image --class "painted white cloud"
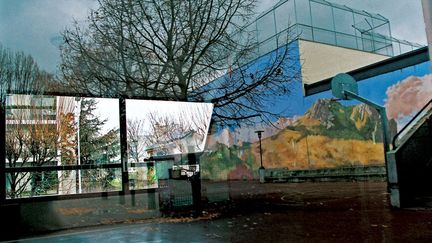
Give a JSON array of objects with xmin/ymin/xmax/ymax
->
[{"xmin": 385, "ymin": 74, "xmax": 432, "ymax": 122}]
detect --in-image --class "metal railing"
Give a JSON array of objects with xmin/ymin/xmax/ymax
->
[
  {"xmin": 392, "ymin": 98, "xmax": 432, "ymax": 148},
  {"xmin": 235, "ymin": 0, "xmax": 422, "ymax": 65}
]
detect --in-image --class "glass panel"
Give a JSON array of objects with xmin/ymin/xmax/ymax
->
[
  {"xmin": 258, "ymin": 37, "xmax": 277, "ymax": 56},
  {"xmin": 356, "ymin": 37, "xmax": 364, "ymax": 50},
  {"xmin": 362, "ymin": 40, "xmax": 374, "ymax": 52},
  {"xmin": 232, "ymin": 28, "xmax": 248, "ymax": 47},
  {"xmin": 126, "ymin": 100, "xmax": 213, "ymax": 158},
  {"xmin": 310, "ymin": 1, "xmax": 333, "ymax": 30},
  {"xmin": 277, "ymin": 28, "xmax": 294, "ymax": 46},
  {"xmin": 298, "ymin": 25, "xmax": 313, "ymax": 40},
  {"xmin": 80, "ymin": 168, "xmax": 122, "ymax": 193},
  {"xmin": 295, "ymin": 0, "xmax": 311, "ymax": 26},
  {"xmin": 333, "ymin": 8, "xmax": 355, "ymax": 35},
  {"xmin": 374, "ymin": 40, "xmax": 390, "ymax": 52},
  {"xmin": 5, "ymin": 95, "xmax": 120, "ymax": 170},
  {"xmin": 392, "ymin": 41, "xmax": 401, "ymax": 56},
  {"xmin": 6, "ymin": 95, "xmax": 54, "ymax": 107},
  {"xmin": 256, "ymin": 11, "xmax": 276, "ymax": 43},
  {"xmin": 203, "ymin": 181, "xmax": 230, "ymax": 203},
  {"xmin": 373, "ymin": 23, "xmax": 391, "ymax": 37},
  {"xmin": 76, "ymin": 98, "xmax": 120, "ymax": 165},
  {"xmin": 354, "ymin": 15, "xmax": 373, "ymax": 33},
  {"xmin": 375, "ymin": 46, "xmax": 393, "ymax": 56},
  {"xmin": 159, "ymin": 179, "xmax": 193, "ymax": 209},
  {"xmin": 6, "ymin": 168, "xmax": 122, "ymax": 199},
  {"xmin": 275, "ymin": 0, "xmax": 295, "ymax": 33},
  {"xmin": 313, "ymin": 28, "xmax": 335, "ymax": 45},
  {"xmin": 336, "ymin": 33, "xmax": 357, "ymax": 49},
  {"xmin": 156, "ymin": 159, "xmax": 174, "ymax": 180},
  {"xmin": 129, "ymin": 164, "xmax": 159, "ymax": 190},
  {"xmin": 243, "ymin": 22, "xmax": 258, "ymax": 46},
  {"xmin": 6, "ymin": 171, "xmax": 59, "ymax": 199},
  {"xmin": 400, "ymin": 43, "xmax": 414, "ymax": 54},
  {"xmin": 6, "ymin": 95, "xmax": 60, "ymax": 169}
]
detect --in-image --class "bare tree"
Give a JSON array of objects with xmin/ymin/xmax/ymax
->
[
  {"xmin": 6, "ymin": 95, "xmax": 60, "ymax": 198},
  {"xmin": 61, "ymin": 0, "xmax": 300, "ymax": 126},
  {"xmin": 140, "ymin": 103, "xmax": 212, "ymax": 155},
  {"xmin": 127, "ymin": 118, "xmax": 146, "ymax": 163},
  {"xmin": 0, "ymin": 45, "xmax": 62, "ymax": 198},
  {"xmin": 0, "ymin": 44, "xmax": 51, "ymax": 102},
  {"xmin": 5, "ymin": 119, "xmax": 32, "ymax": 198}
]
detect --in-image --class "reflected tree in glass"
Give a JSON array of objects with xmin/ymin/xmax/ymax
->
[
  {"xmin": 143, "ymin": 104, "xmax": 211, "ymax": 156},
  {"xmin": 77, "ymin": 98, "xmax": 120, "ymax": 192},
  {"xmin": 5, "ymin": 96, "xmax": 73, "ymax": 198}
]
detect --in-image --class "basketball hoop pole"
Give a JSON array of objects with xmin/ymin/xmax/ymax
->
[
  {"xmin": 342, "ymin": 90, "xmax": 390, "ymax": 154},
  {"xmin": 331, "ymin": 73, "xmax": 399, "ymax": 207}
]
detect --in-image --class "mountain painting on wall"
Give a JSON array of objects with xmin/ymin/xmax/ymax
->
[{"xmin": 201, "ymin": 99, "xmax": 397, "ymax": 180}]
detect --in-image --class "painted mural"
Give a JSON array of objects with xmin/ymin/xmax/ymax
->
[{"xmin": 200, "ymin": 48, "xmax": 432, "ymax": 180}]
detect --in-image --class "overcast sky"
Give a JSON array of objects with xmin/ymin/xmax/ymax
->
[{"xmin": 0, "ymin": 0, "xmax": 427, "ymax": 73}]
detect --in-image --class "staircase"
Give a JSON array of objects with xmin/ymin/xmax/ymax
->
[{"xmin": 387, "ymin": 98, "xmax": 432, "ymax": 208}]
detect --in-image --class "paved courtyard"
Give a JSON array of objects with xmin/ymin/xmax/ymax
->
[{"xmin": 14, "ymin": 181, "xmax": 432, "ymax": 242}]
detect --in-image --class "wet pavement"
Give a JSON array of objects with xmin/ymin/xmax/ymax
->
[{"xmin": 12, "ymin": 181, "xmax": 432, "ymax": 242}]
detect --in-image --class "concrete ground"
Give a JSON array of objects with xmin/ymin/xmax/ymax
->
[{"xmin": 11, "ymin": 181, "xmax": 432, "ymax": 242}]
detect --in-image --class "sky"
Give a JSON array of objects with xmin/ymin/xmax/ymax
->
[
  {"xmin": 0, "ymin": 0, "xmax": 98, "ymax": 73},
  {"xmin": 0, "ymin": 0, "xmax": 427, "ymax": 73}
]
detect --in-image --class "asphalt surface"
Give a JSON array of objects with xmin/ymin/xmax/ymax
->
[{"xmin": 13, "ymin": 181, "xmax": 432, "ymax": 242}]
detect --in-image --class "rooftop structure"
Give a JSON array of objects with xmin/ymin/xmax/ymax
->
[{"xmin": 239, "ymin": 0, "xmax": 422, "ymax": 60}]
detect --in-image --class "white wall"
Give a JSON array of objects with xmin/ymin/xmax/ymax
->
[{"xmin": 299, "ymin": 40, "xmax": 390, "ymax": 86}]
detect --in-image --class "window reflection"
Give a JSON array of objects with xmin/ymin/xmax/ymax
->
[
  {"xmin": 126, "ymin": 100, "xmax": 213, "ymax": 159},
  {"xmin": 5, "ymin": 95, "xmax": 120, "ymax": 198}
]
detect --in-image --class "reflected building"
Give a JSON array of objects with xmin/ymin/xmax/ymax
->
[{"xmin": 5, "ymin": 95, "xmax": 76, "ymax": 197}]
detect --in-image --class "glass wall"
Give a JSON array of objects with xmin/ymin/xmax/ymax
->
[
  {"xmin": 3, "ymin": 95, "xmax": 214, "ymax": 199},
  {"xmin": 125, "ymin": 100, "xmax": 213, "ymax": 190},
  {"xmin": 237, "ymin": 0, "xmax": 422, "ymax": 61},
  {"xmin": 4, "ymin": 95, "xmax": 121, "ymax": 198}
]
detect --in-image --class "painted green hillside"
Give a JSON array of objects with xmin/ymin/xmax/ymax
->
[{"xmin": 200, "ymin": 99, "xmax": 395, "ymax": 180}]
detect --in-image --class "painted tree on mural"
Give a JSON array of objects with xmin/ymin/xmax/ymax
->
[{"xmin": 61, "ymin": 0, "xmax": 300, "ymax": 127}]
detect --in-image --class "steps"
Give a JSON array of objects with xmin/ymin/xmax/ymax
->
[{"xmin": 388, "ymin": 98, "xmax": 432, "ymax": 208}]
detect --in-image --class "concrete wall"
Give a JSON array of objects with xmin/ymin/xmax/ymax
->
[{"xmin": 299, "ymin": 40, "xmax": 390, "ymax": 86}]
